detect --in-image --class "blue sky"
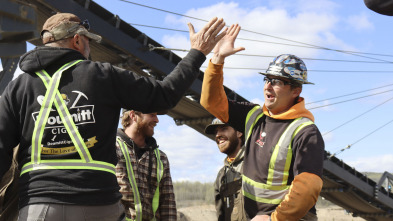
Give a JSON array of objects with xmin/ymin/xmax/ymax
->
[{"xmin": 5, "ymin": 0, "xmax": 393, "ymax": 182}]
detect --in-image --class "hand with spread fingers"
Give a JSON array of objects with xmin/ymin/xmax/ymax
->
[
  {"xmin": 211, "ymin": 23, "xmax": 245, "ymax": 64},
  {"xmin": 188, "ymin": 17, "xmax": 227, "ymax": 56}
]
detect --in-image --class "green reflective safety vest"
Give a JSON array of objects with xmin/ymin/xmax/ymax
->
[
  {"xmin": 242, "ymin": 105, "xmax": 314, "ymax": 205},
  {"xmin": 116, "ymin": 137, "xmax": 164, "ymax": 221},
  {"xmin": 21, "ymin": 60, "xmax": 116, "ymax": 176}
]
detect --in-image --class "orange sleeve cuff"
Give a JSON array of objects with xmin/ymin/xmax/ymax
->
[
  {"xmin": 200, "ymin": 60, "xmax": 229, "ymax": 122},
  {"xmin": 271, "ymin": 172, "xmax": 323, "ymax": 221}
]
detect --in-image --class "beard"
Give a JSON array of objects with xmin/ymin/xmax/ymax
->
[
  {"xmin": 137, "ymin": 119, "xmax": 155, "ymax": 138},
  {"xmin": 222, "ymin": 133, "xmax": 240, "ymax": 156}
]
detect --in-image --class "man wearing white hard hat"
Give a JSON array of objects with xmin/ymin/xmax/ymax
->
[{"xmin": 200, "ymin": 24, "xmax": 324, "ymax": 221}]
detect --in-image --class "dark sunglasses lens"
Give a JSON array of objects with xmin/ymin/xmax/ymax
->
[
  {"xmin": 264, "ymin": 77, "xmax": 284, "ymax": 86},
  {"xmin": 264, "ymin": 77, "xmax": 277, "ymax": 85},
  {"xmin": 271, "ymin": 79, "xmax": 280, "ymax": 86}
]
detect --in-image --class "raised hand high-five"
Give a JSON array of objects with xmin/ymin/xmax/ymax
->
[
  {"xmin": 188, "ymin": 17, "xmax": 227, "ymax": 56},
  {"xmin": 211, "ymin": 24, "xmax": 245, "ymax": 64}
]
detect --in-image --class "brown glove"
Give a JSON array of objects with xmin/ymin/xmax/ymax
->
[{"xmin": 271, "ymin": 172, "xmax": 323, "ymax": 221}]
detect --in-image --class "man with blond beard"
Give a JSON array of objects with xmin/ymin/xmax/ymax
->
[{"xmin": 116, "ymin": 110, "xmax": 176, "ymax": 221}]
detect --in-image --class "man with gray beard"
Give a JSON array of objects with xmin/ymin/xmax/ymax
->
[{"xmin": 0, "ymin": 12, "xmax": 227, "ymax": 220}]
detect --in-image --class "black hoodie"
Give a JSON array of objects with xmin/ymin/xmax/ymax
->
[{"xmin": 0, "ymin": 46, "xmax": 205, "ymax": 208}]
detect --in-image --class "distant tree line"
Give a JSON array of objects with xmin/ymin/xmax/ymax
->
[
  {"xmin": 173, "ymin": 174, "xmax": 392, "ymax": 209},
  {"xmin": 173, "ymin": 181, "xmax": 214, "ymax": 206},
  {"xmin": 172, "ymin": 181, "xmax": 337, "ymax": 208}
]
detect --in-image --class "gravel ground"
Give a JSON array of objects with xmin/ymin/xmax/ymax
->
[{"xmin": 177, "ymin": 205, "xmax": 366, "ymax": 221}]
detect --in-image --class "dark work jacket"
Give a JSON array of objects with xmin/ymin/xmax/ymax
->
[
  {"xmin": 214, "ymin": 147, "xmax": 247, "ymax": 221},
  {"xmin": 227, "ymin": 101, "xmax": 324, "ymax": 217},
  {"xmin": 0, "ymin": 46, "xmax": 205, "ymax": 208}
]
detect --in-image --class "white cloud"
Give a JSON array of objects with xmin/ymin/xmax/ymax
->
[
  {"xmin": 362, "ymin": 86, "xmax": 393, "ymax": 105},
  {"xmin": 346, "ymin": 13, "xmax": 374, "ymax": 31},
  {"xmin": 136, "ymin": 0, "xmax": 386, "ymax": 182},
  {"xmin": 321, "ymin": 32, "xmax": 347, "ymax": 50},
  {"xmin": 321, "ymin": 131, "xmax": 333, "ymax": 142},
  {"xmin": 154, "ymin": 121, "xmax": 224, "ymax": 182},
  {"xmin": 161, "ymin": 0, "xmax": 347, "ymax": 94},
  {"xmin": 155, "ymin": 124, "xmax": 214, "ymax": 168},
  {"xmin": 267, "ymin": 0, "xmax": 339, "ymax": 14},
  {"xmin": 250, "ymin": 97, "xmax": 264, "ymax": 105},
  {"xmin": 306, "ymin": 99, "xmax": 335, "ymax": 113},
  {"xmin": 162, "ymin": 34, "xmax": 189, "ymax": 58},
  {"xmin": 346, "ymin": 154, "xmax": 393, "ymax": 173}
]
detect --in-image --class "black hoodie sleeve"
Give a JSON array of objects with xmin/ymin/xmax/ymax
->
[
  {"xmin": 109, "ymin": 49, "xmax": 206, "ymax": 113},
  {"xmin": 0, "ymin": 83, "xmax": 20, "ymax": 179}
]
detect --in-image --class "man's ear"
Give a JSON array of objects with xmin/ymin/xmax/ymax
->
[
  {"xmin": 292, "ymin": 87, "xmax": 302, "ymax": 98},
  {"xmin": 129, "ymin": 110, "xmax": 137, "ymax": 121},
  {"xmin": 237, "ymin": 131, "xmax": 243, "ymax": 138},
  {"xmin": 72, "ymin": 34, "xmax": 82, "ymax": 49}
]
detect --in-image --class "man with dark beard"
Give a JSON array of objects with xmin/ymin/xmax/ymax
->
[
  {"xmin": 116, "ymin": 110, "xmax": 176, "ymax": 221},
  {"xmin": 205, "ymin": 118, "xmax": 247, "ymax": 221}
]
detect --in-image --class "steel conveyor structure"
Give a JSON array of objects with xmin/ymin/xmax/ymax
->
[
  {"xmin": 322, "ymin": 152, "xmax": 393, "ymax": 220},
  {"xmin": 1, "ymin": 0, "xmax": 392, "ymax": 220}
]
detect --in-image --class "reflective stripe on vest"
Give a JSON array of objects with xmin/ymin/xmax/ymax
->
[
  {"xmin": 152, "ymin": 147, "xmax": 163, "ymax": 221},
  {"xmin": 21, "ymin": 60, "xmax": 116, "ymax": 176},
  {"xmin": 242, "ymin": 106, "xmax": 314, "ymax": 204},
  {"xmin": 116, "ymin": 138, "xmax": 164, "ymax": 221},
  {"xmin": 244, "ymin": 105, "xmax": 263, "ymax": 147}
]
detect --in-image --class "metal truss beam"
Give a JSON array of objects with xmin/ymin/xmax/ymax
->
[
  {"xmin": 0, "ymin": 0, "xmax": 38, "ymax": 43},
  {"xmin": 0, "ymin": 57, "xmax": 19, "ymax": 94},
  {"xmin": 0, "ymin": 0, "xmax": 38, "ymax": 94}
]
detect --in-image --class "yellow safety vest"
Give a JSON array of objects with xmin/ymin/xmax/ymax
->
[
  {"xmin": 242, "ymin": 105, "xmax": 314, "ymax": 204},
  {"xmin": 116, "ymin": 138, "xmax": 163, "ymax": 221},
  {"xmin": 21, "ymin": 60, "xmax": 116, "ymax": 176}
]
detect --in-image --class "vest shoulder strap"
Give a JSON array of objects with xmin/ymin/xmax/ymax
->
[
  {"xmin": 117, "ymin": 137, "xmax": 164, "ymax": 221},
  {"xmin": 244, "ymin": 105, "xmax": 263, "ymax": 147},
  {"xmin": 22, "ymin": 60, "xmax": 115, "ymax": 176}
]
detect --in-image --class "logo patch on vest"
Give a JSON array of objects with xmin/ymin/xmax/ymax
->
[
  {"xmin": 256, "ymin": 131, "xmax": 266, "ymax": 148},
  {"xmin": 32, "ymin": 90, "xmax": 97, "ymax": 152}
]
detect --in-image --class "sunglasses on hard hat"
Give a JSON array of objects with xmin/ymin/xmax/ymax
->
[
  {"xmin": 66, "ymin": 19, "xmax": 90, "ymax": 34},
  {"xmin": 263, "ymin": 77, "xmax": 292, "ymax": 87},
  {"xmin": 80, "ymin": 19, "xmax": 90, "ymax": 30}
]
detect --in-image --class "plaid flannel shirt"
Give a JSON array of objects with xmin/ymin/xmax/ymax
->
[{"xmin": 116, "ymin": 129, "xmax": 177, "ymax": 220}]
